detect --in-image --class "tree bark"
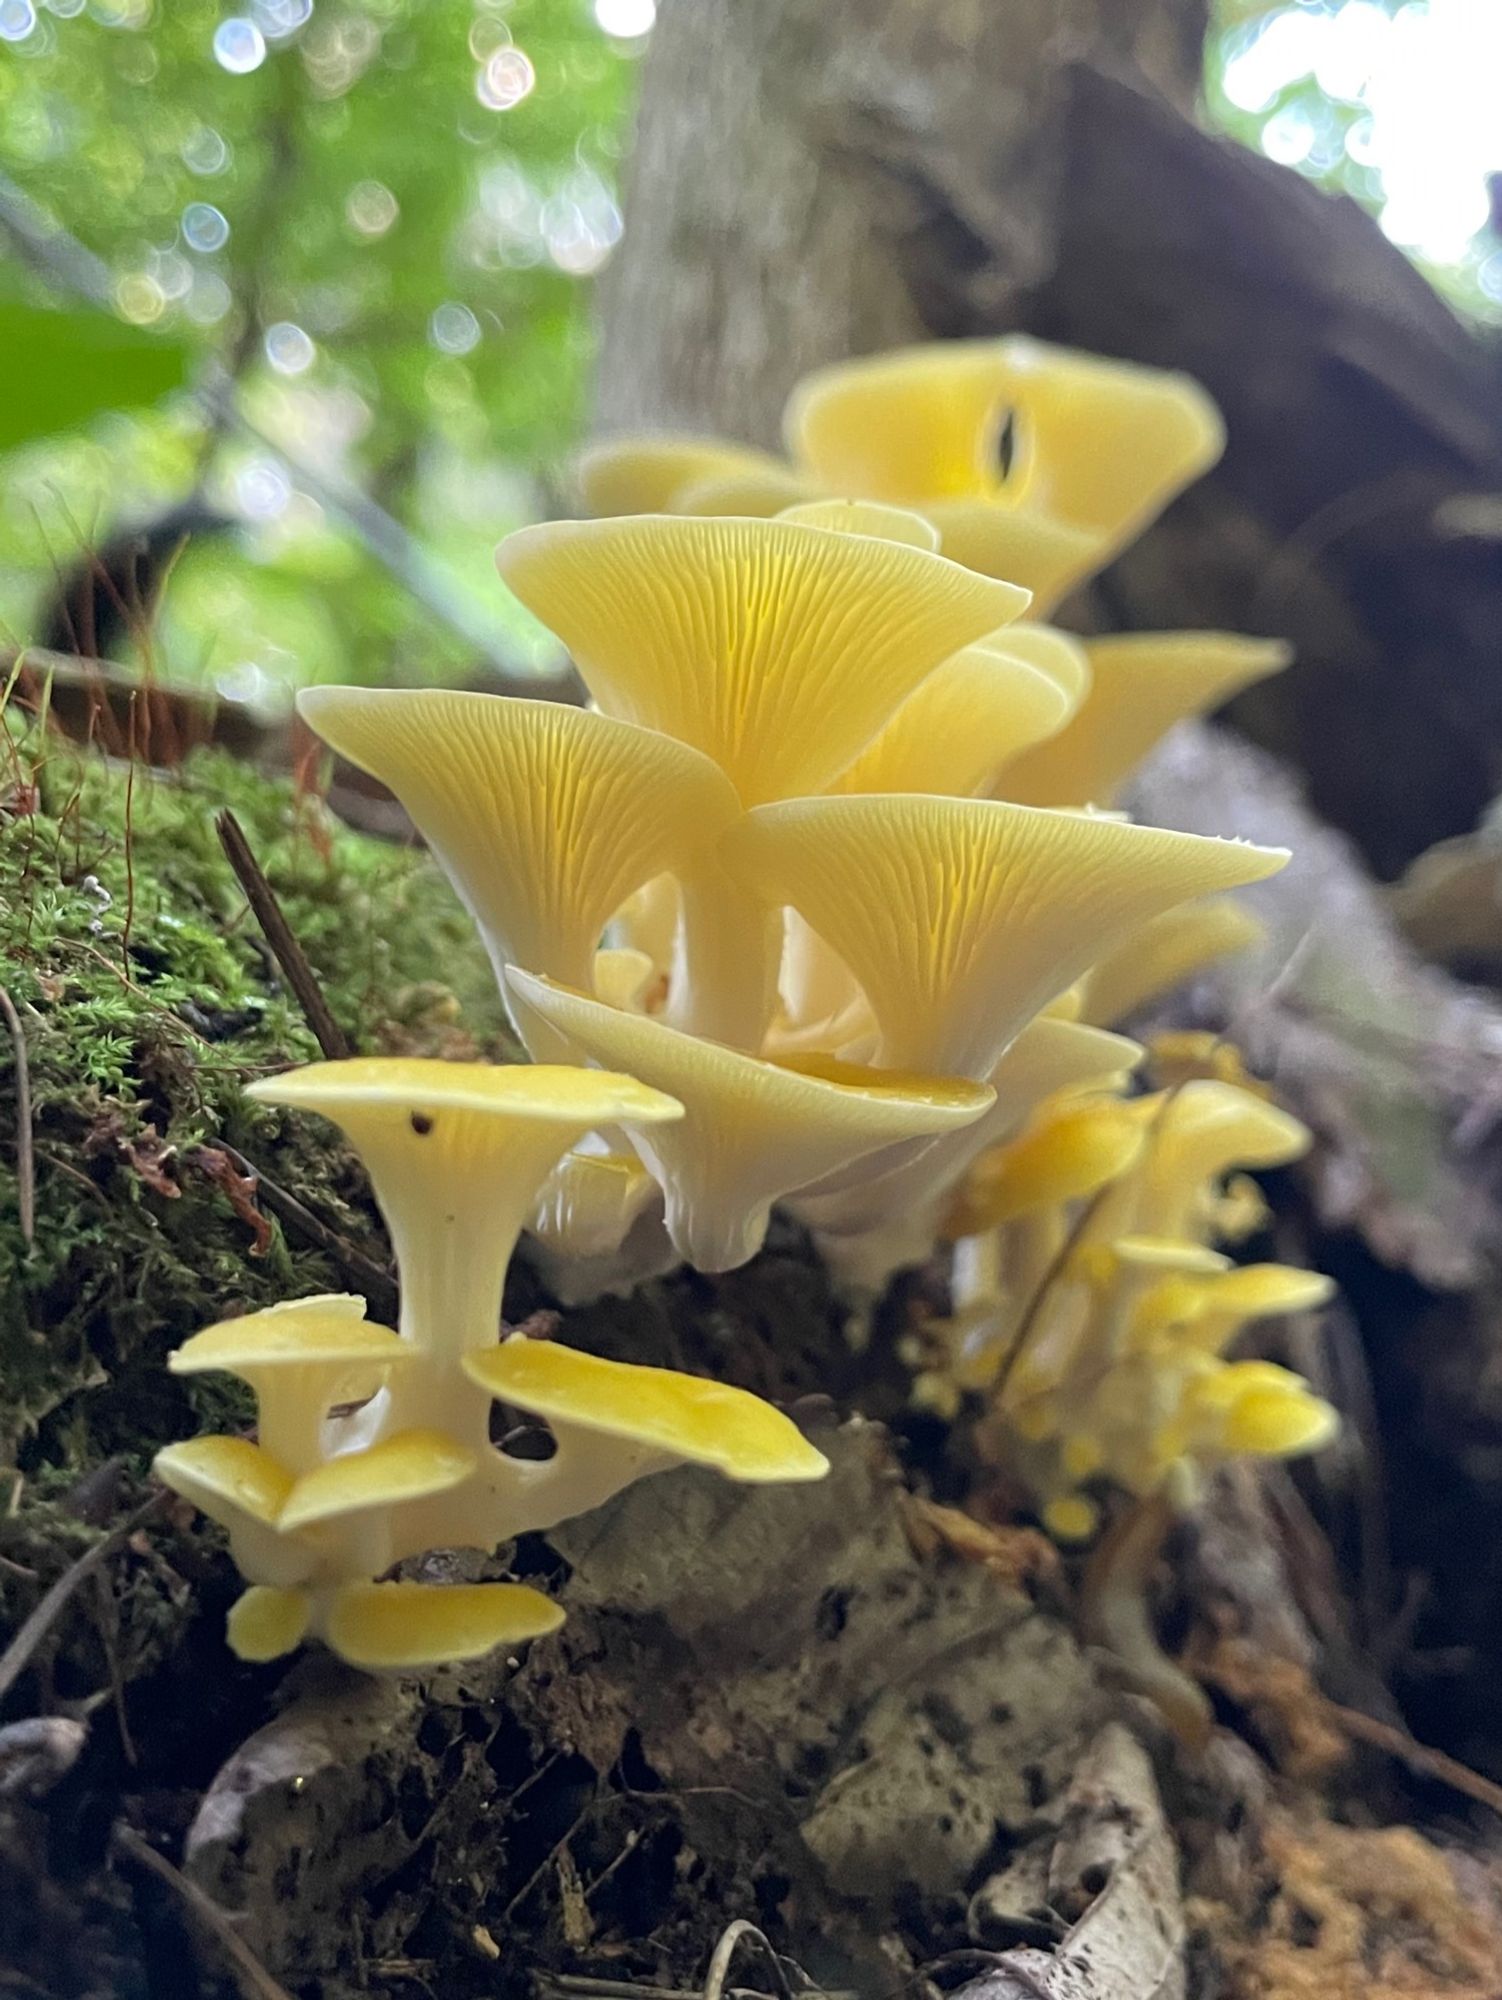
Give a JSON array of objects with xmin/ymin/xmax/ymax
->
[{"xmin": 597, "ymin": 0, "xmax": 1208, "ymax": 444}]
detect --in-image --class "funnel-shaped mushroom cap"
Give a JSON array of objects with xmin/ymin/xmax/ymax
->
[
  {"xmin": 1142, "ymin": 1262, "xmax": 1336, "ymax": 1354},
  {"xmin": 774, "ymin": 497, "xmax": 941, "ymax": 549},
  {"xmin": 1001, "ymin": 635, "xmax": 1290, "ymax": 808},
  {"xmin": 227, "ymin": 1586, "xmax": 311, "ymax": 1663},
  {"xmin": 298, "ymin": 690, "xmax": 740, "ymax": 998},
  {"xmin": 155, "ymin": 1435, "xmax": 292, "ymax": 1528},
  {"xmin": 155, "ymin": 1435, "xmax": 309, "ymax": 1589},
  {"xmin": 279, "ymin": 1431, "xmax": 477, "ymax": 1532},
  {"xmin": 248, "ymin": 1060, "xmax": 684, "ymax": 1355},
  {"xmin": 720, "ymin": 795, "xmax": 1288, "ymax": 1077},
  {"xmin": 495, "ymin": 516, "xmax": 1027, "ymax": 806},
  {"xmin": 1081, "ymin": 897, "xmax": 1264, "ymax": 1028},
  {"xmin": 467, "ymin": 1334, "xmax": 828, "ymax": 1482},
  {"xmin": 992, "ymin": 336, "xmax": 1226, "ymax": 543},
  {"xmin": 1139, "ymin": 1081, "xmax": 1310, "ymax": 1238},
  {"xmin": 326, "ymin": 1580, "xmax": 565, "ymax": 1670},
  {"xmin": 829, "ymin": 635, "xmax": 1079, "ymax": 799},
  {"xmin": 787, "ymin": 341, "xmax": 1019, "ymax": 504},
  {"xmin": 946, "ymin": 1098, "xmax": 1149, "ymax": 1235},
  {"xmin": 168, "ymin": 1299, "xmax": 409, "ymax": 1379},
  {"xmin": 1195, "ymin": 1264, "xmax": 1335, "ymax": 1318},
  {"xmin": 1181, "ymin": 1361, "xmax": 1338, "ymax": 1459},
  {"xmin": 529, "ymin": 1147, "xmax": 659, "ymax": 1260},
  {"xmin": 576, "ymin": 436, "xmax": 789, "ymax": 516},
  {"xmin": 168, "ymin": 1297, "xmax": 416, "ymax": 1475},
  {"xmin": 504, "ymin": 968, "xmax": 993, "ymax": 1271}
]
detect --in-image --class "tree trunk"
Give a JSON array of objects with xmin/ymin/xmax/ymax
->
[{"xmin": 597, "ymin": 0, "xmax": 1208, "ymax": 444}]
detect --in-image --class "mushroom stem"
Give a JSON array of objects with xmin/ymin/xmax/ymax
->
[{"xmin": 666, "ymin": 860, "xmax": 779, "ymax": 1051}]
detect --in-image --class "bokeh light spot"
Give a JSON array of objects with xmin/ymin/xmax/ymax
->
[
  {"xmin": 476, "ymin": 45, "xmax": 534, "ymax": 111},
  {"xmin": 594, "ymin": 0, "xmax": 654, "ymax": 37},
  {"xmin": 429, "ymin": 301, "xmax": 481, "ymax": 354},
  {"xmin": 345, "ymin": 178, "xmax": 398, "ymax": 237},
  {"xmin": 182, "ymin": 201, "xmax": 230, "ymax": 252},
  {"xmin": 0, "ymin": 0, "xmax": 37, "ymax": 42},
  {"xmin": 264, "ymin": 321, "xmax": 316, "ymax": 375},
  {"xmin": 212, "ymin": 15, "xmax": 266, "ymax": 72}
]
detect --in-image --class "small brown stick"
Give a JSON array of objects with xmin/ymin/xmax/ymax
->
[
  {"xmin": 216, "ymin": 809, "xmax": 351, "ymax": 1060},
  {"xmin": 1325, "ymin": 1699, "xmax": 1502, "ymax": 1820},
  {"xmin": 0, "ymin": 984, "xmax": 35, "ymax": 1244},
  {"xmin": 212, "ymin": 1141, "xmax": 397, "ymax": 1320},
  {"xmin": 112, "ymin": 1824, "xmax": 296, "ymax": 2000},
  {"xmin": 0, "ymin": 1493, "xmax": 167, "ymax": 1709}
]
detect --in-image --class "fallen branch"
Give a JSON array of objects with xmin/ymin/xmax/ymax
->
[{"xmin": 112, "ymin": 1824, "xmax": 296, "ymax": 2000}]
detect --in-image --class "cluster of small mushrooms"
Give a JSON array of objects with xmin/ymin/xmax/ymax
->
[{"xmin": 157, "ymin": 336, "xmax": 1337, "ymax": 1671}]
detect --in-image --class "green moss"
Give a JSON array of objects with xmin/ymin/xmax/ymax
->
[{"xmin": 0, "ymin": 716, "xmax": 511, "ymax": 1466}]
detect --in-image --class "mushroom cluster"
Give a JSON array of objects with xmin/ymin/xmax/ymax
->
[
  {"xmin": 298, "ymin": 339, "xmax": 1296, "ymax": 1317},
  {"xmin": 162, "ymin": 334, "xmax": 1340, "ymax": 1662},
  {"xmin": 923, "ymin": 1066, "xmax": 1338, "ymax": 1542},
  {"xmin": 155, "ymin": 1060, "xmax": 828, "ymax": 1668}
]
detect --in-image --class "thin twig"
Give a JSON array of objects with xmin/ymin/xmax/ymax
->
[
  {"xmin": 213, "ymin": 1141, "xmax": 397, "ymax": 1320},
  {"xmin": 0, "ymin": 1493, "xmax": 167, "ymax": 1709},
  {"xmin": 216, "ymin": 809, "xmax": 351, "ymax": 1061},
  {"xmin": 703, "ymin": 1922, "xmax": 796, "ymax": 2000},
  {"xmin": 0, "ymin": 985, "xmax": 35, "ymax": 1243},
  {"xmin": 112, "ymin": 1824, "xmax": 296, "ymax": 2000},
  {"xmin": 1325, "ymin": 1699, "xmax": 1502, "ymax": 1820}
]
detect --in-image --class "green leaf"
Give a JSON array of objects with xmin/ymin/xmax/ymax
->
[{"xmin": 0, "ymin": 298, "xmax": 193, "ymax": 454}]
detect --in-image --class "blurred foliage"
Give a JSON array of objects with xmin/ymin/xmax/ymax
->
[
  {"xmin": 0, "ymin": 0, "xmax": 643, "ymax": 694},
  {"xmin": 1208, "ymin": 0, "xmax": 1502, "ymax": 322},
  {"xmin": 0, "ymin": 0, "xmax": 1494, "ymax": 709}
]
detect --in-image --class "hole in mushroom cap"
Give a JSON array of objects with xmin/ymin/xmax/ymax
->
[
  {"xmin": 490, "ymin": 1403, "xmax": 559, "ymax": 1461},
  {"xmin": 410, "ymin": 1112, "xmax": 435, "ymax": 1135},
  {"xmin": 992, "ymin": 405, "xmax": 1021, "ymax": 485}
]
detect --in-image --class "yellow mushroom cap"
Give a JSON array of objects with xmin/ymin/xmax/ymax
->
[
  {"xmin": 919, "ymin": 502, "xmax": 1105, "ymax": 609},
  {"xmin": 1184, "ymin": 1361, "xmax": 1338, "ymax": 1459},
  {"xmin": 466, "ymin": 1333, "xmax": 829, "ymax": 1482},
  {"xmin": 1081, "ymin": 898, "xmax": 1264, "ymax": 1028},
  {"xmin": 945, "ymin": 1098, "xmax": 1149, "ymax": 1236},
  {"xmin": 1109, "ymin": 1236, "xmax": 1233, "ymax": 1279},
  {"xmin": 672, "ymin": 464, "xmax": 818, "ymax": 517},
  {"xmin": 992, "ymin": 335, "xmax": 1226, "ymax": 545},
  {"xmin": 774, "ymin": 497, "xmax": 941, "ymax": 549},
  {"xmin": 168, "ymin": 1299, "xmax": 410, "ymax": 1377},
  {"xmin": 1196, "ymin": 1264, "xmax": 1335, "ymax": 1318},
  {"xmin": 247, "ymin": 1060, "xmax": 685, "ymax": 1356},
  {"xmin": 719, "ymin": 794, "xmax": 1288, "ymax": 1077},
  {"xmin": 1139, "ymin": 1081, "xmax": 1310, "ymax": 1237},
  {"xmin": 278, "ymin": 1430, "xmax": 477, "ymax": 1533},
  {"xmin": 495, "ymin": 515, "xmax": 1028, "ymax": 806},
  {"xmin": 575, "ymin": 436, "xmax": 790, "ymax": 516},
  {"xmin": 829, "ymin": 635, "xmax": 1079, "ymax": 799},
  {"xmin": 326, "ymin": 1580, "xmax": 565, "ymax": 1671},
  {"xmin": 1001, "ymin": 634, "xmax": 1291, "ymax": 809},
  {"xmin": 227, "ymin": 1585, "xmax": 312, "ymax": 1663},
  {"xmin": 297, "ymin": 690, "xmax": 741, "ymax": 998},
  {"xmin": 155, "ymin": 1435, "xmax": 293, "ymax": 1528},
  {"xmin": 247, "ymin": 1056, "xmax": 682, "ymax": 1135},
  {"xmin": 503, "ymin": 967, "xmax": 993, "ymax": 1271}
]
